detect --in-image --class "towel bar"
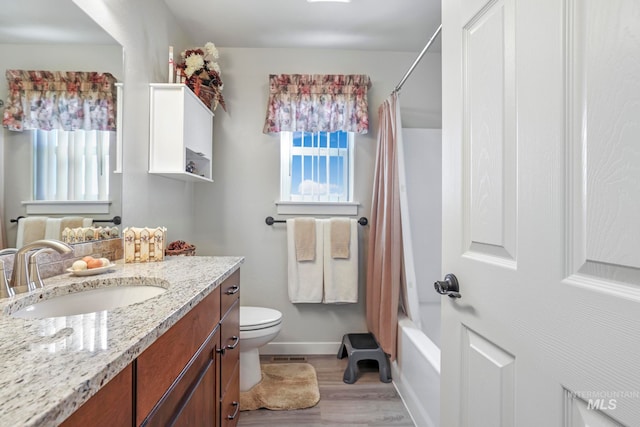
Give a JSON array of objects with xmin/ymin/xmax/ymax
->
[
  {"xmin": 10, "ymin": 215, "xmax": 121, "ymax": 225},
  {"xmin": 265, "ymin": 216, "xmax": 367, "ymax": 226}
]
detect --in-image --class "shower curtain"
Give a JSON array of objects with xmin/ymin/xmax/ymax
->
[{"xmin": 366, "ymin": 92, "xmax": 403, "ymax": 361}]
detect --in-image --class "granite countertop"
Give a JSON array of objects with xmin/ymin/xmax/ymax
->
[{"xmin": 0, "ymin": 255, "xmax": 244, "ymax": 427}]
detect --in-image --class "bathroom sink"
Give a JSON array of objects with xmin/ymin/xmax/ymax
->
[{"xmin": 11, "ymin": 283, "xmax": 167, "ymax": 319}]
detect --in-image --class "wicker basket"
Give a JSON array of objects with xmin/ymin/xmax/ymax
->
[
  {"xmin": 186, "ymin": 77, "xmax": 218, "ymax": 112},
  {"xmin": 196, "ymin": 85, "xmax": 216, "ymax": 111},
  {"xmin": 165, "ymin": 246, "xmax": 196, "ymax": 257}
]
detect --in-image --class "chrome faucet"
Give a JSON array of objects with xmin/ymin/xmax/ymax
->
[
  {"xmin": 0, "ymin": 259, "xmax": 13, "ymax": 298},
  {"xmin": 0, "ymin": 248, "xmax": 18, "ymax": 299},
  {"xmin": 8, "ymin": 240, "xmax": 73, "ymax": 295},
  {"xmin": 28, "ymin": 248, "xmax": 57, "ymax": 290}
]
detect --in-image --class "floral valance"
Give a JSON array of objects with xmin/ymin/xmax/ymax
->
[
  {"xmin": 263, "ymin": 74, "xmax": 371, "ymax": 135},
  {"xmin": 2, "ymin": 70, "xmax": 117, "ymax": 132}
]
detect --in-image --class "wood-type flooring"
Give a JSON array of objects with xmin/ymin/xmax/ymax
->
[{"xmin": 237, "ymin": 355, "xmax": 415, "ymax": 426}]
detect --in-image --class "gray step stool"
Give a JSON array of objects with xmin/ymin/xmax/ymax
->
[{"xmin": 337, "ymin": 333, "xmax": 392, "ymax": 384}]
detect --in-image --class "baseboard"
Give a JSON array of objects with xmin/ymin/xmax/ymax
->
[{"xmin": 262, "ymin": 341, "xmax": 341, "ymax": 355}]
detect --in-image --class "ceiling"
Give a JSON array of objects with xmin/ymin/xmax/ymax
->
[
  {"xmin": 163, "ymin": 0, "xmax": 441, "ymax": 52},
  {"xmin": 1, "ymin": 0, "xmax": 441, "ymax": 52},
  {"xmin": 0, "ymin": 0, "xmax": 117, "ymax": 45}
]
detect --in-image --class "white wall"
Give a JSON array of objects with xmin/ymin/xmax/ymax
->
[
  {"xmin": 74, "ymin": 0, "xmax": 197, "ymax": 241},
  {"xmin": 193, "ymin": 47, "xmax": 441, "ymax": 354},
  {"xmin": 74, "ymin": 0, "xmax": 443, "ymax": 353},
  {"xmin": 401, "ymin": 128, "xmax": 442, "ymax": 347}
]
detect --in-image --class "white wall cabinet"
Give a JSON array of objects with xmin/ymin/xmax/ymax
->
[{"xmin": 149, "ymin": 84, "xmax": 214, "ymax": 182}]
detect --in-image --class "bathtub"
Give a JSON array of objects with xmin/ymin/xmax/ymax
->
[{"xmin": 393, "ymin": 313, "xmax": 440, "ymax": 427}]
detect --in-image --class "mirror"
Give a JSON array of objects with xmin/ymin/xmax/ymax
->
[{"xmin": 0, "ymin": 0, "xmax": 124, "ymax": 248}]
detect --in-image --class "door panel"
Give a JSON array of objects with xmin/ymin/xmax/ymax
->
[
  {"xmin": 463, "ymin": 0, "xmax": 517, "ymax": 265},
  {"xmin": 567, "ymin": 0, "xmax": 640, "ymax": 283},
  {"xmin": 442, "ymin": 0, "xmax": 640, "ymax": 425},
  {"xmin": 462, "ymin": 327, "xmax": 515, "ymax": 427}
]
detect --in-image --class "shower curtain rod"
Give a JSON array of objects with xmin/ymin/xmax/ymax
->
[{"xmin": 394, "ymin": 24, "xmax": 442, "ymax": 93}]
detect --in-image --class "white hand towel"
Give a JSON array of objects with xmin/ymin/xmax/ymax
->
[
  {"xmin": 287, "ymin": 219, "xmax": 324, "ymax": 303},
  {"xmin": 16, "ymin": 217, "xmax": 47, "ymax": 247},
  {"xmin": 330, "ymin": 218, "xmax": 351, "ymax": 258},
  {"xmin": 323, "ymin": 218, "xmax": 358, "ymax": 303},
  {"xmin": 294, "ymin": 218, "xmax": 316, "ymax": 261}
]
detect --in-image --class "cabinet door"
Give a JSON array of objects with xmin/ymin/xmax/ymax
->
[
  {"xmin": 183, "ymin": 88, "xmax": 213, "ymax": 160},
  {"xmin": 173, "ymin": 361, "xmax": 217, "ymax": 427},
  {"xmin": 149, "ymin": 84, "xmax": 214, "ymax": 182},
  {"xmin": 144, "ymin": 327, "xmax": 220, "ymax": 427},
  {"xmin": 137, "ymin": 288, "xmax": 220, "ymax": 424},
  {"xmin": 61, "ymin": 364, "xmax": 133, "ymax": 427}
]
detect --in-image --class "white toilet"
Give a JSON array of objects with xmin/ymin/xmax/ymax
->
[{"xmin": 239, "ymin": 306, "xmax": 283, "ymax": 391}]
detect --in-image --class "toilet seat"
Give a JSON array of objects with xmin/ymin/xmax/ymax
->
[{"xmin": 240, "ymin": 306, "xmax": 282, "ymax": 331}]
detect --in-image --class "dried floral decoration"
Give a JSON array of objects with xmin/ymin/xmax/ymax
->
[{"xmin": 176, "ymin": 42, "xmax": 226, "ymax": 112}]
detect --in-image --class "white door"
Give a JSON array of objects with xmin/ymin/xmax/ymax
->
[{"xmin": 441, "ymin": 0, "xmax": 640, "ymax": 425}]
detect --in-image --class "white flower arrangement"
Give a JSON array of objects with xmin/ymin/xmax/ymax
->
[{"xmin": 176, "ymin": 42, "xmax": 226, "ymax": 111}]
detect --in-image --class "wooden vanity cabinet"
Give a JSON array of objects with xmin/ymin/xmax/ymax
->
[
  {"xmin": 139, "ymin": 270, "xmax": 241, "ymax": 427},
  {"xmin": 60, "ymin": 270, "xmax": 241, "ymax": 427}
]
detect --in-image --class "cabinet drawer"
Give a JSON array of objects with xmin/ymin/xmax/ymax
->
[
  {"xmin": 220, "ymin": 270, "xmax": 240, "ymax": 316},
  {"xmin": 136, "ymin": 287, "xmax": 221, "ymax": 425},
  {"xmin": 220, "ymin": 300, "xmax": 240, "ymax": 394},
  {"xmin": 220, "ymin": 362, "xmax": 240, "ymax": 427}
]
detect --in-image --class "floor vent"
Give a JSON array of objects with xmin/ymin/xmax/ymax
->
[{"xmin": 270, "ymin": 355, "xmax": 307, "ymax": 362}]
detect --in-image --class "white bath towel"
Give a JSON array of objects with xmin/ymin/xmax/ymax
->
[
  {"xmin": 44, "ymin": 218, "xmax": 62, "ymax": 240},
  {"xmin": 287, "ymin": 218, "xmax": 324, "ymax": 303},
  {"xmin": 45, "ymin": 217, "xmax": 94, "ymax": 241},
  {"xmin": 323, "ymin": 218, "xmax": 358, "ymax": 303},
  {"xmin": 16, "ymin": 217, "xmax": 48, "ymax": 247}
]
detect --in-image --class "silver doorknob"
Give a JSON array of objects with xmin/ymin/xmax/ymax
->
[{"xmin": 434, "ymin": 273, "xmax": 461, "ymax": 299}]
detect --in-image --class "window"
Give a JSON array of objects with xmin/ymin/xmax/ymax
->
[
  {"xmin": 266, "ymin": 75, "xmax": 369, "ymax": 215},
  {"xmin": 32, "ymin": 129, "xmax": 112, "ymax": 201},
  {"xmin": 280, "ymin": 130, "xmax": 354, "ymax": 203}
]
